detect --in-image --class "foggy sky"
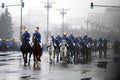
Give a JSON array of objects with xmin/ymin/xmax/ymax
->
[
  {"xmin": 1, "ymin": 0, "xmax": 120, "ymax": 42},
  {"xmin": 1, "ymin": 0, "xmax": 120, "ymax": 23}
]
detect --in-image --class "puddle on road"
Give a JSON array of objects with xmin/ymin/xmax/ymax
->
[
  {"xmin": 97, "ymin": 61, "xmax": 107, "ymax": 69},
  {"xmin": 49, "ymin": 63, "xmax": 71, "ymax": 71},
  {"xmin": 21, "ymin": 75, "xmax": 31, "ymax": 78},
  {"xmin": 0, "ymin": 63, "xmax": 9, "ymax": 66},
  {"xmin": 0, "ymin": 54, "xmax": 10, "ymax": 56},
  {"xmin": 81, "ymin": 78, "xmax": 92, "ymax": 80},
  {"xmin": 5, "ymin": 71, "xmax": 18, "ymax": 73},
  {"xmin": 81, "ymin": 69, "xmax": 91, "ymax": 74},
  {"xmin": 20, "ymin": 75, "xmax": 41, "ymax": 80},
  {"xmin": 0, "ymin": 58, "xmax": 16, "ymax": 62}
]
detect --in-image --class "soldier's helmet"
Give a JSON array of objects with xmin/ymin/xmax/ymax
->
[
  {"xmin": 57, "ymin": 33, "xmax": 60, "ymax": 36},
  {"xmin": 63, "ymin": 32, "xmax": 67, "ymax": 35},
  {"xmin": 24, "ymin": 28, "xmax": 28, "ymax": 32},
  {"xmin": 84, "ymin": 33, "xmax": 87, "ymax": 37},
  {"xmin": 70, "ymin": 32, "xmax": 73, "ymax": 35},
  {"xmin": 35, "ymin": 27, "xmax": 39, "ymax": 31},
  {"xmin": 51, "ymin": 34, "xmax": 54, "ymax": 37}
]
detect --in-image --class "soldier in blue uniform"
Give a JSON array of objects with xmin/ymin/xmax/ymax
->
[
  {"xmin": 69, "ymin": 33, "xmax": 75, "ymax": 42},
  {"xmin": 22, "ymin": 28, "xmax": 31, "ymax": 52},
  {"xmin": 22, "ymin": 28, "xmax": 30, "ymax": 43},
  {"xmin": 62, "ymin": 33, "xmax": 69, "ymax": 45},
  {"xmin": 75, "ymin": 36, "xmax": 79, "ymax": 43},
  {"xmin": 78, "ymin": 35, "xmax": 83, "ymax": 44},
  {"xmin": 88, "ymin": 36, "xmax": 93, "ymax": 45},
  {"xmin": 33, "ymin": 27, "xmax": 42, "ymax": 47},
  {"xmin": 50, "ymin": 34, "xmax": 55, "ymax": 43},
  {"xmin": 83, "ymin": 34, "xmax": 89, "ymax": 44},
  {"xmin": 98, "ymin": 37, "xmax": 103, "ymax": 44},
  {"xmin": 93, "ymin": 39, "xmax": 98, "ymax": 50},
  {"xmin": 62, "ymin": 33, "xmax": 68, "ymax": 41},
  {"xmin": 55, "ymin": 33, "xmax": 62, "ymax": 44},
  {"xmin": 93, "ymin": 39, "xmax": 97, "ymax": 45},
  {"xmin": 103, "ymin": 38, "xmax": 108, "ymax": 44},
  {"xmin": 74, "ymin": 36, "xmax": 79, "ymax": 44}
]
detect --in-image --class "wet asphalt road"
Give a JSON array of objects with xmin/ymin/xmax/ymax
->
[{"xmin": 0, "ymin": 49, "xmax": 119, "ymax": 80}]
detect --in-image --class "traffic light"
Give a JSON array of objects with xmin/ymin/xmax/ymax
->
[
  {"xmin": 2, "ymin": 3, "xmax": 5, "ymax": 8},
  {"xmin": 22, "ymin": 2, "xmax": 24, "ymax": 8},
  {"xmin": 90, "ymin": 2, "xmax": 94, "ymax": 9}
]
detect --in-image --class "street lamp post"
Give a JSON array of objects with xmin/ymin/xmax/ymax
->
[
  {"xmin": 86, "ymin": 14, "xmax": 90, "ymax": 34},
  {"xmin": 57, "ymin": 8, "xmax": 69, "ymax": 34},
  {"xmin": 87, "ymin": 16, "xmax": 88, "ymax": 34},
  {"xmin": 90, "ymin": 2, "xmax": 120, "ymax": 9},
  {"xmin": 41, "ymin": 0, "xmax": 55, "ymax": 44},
  {"xmin": 20, "ymin": 0, "xmax": 24, "ymax": 40}
]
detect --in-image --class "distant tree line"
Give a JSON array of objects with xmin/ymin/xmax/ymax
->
[{"xmin": 0, "ymin": 8, "xmax": 13, "ymax": 39}]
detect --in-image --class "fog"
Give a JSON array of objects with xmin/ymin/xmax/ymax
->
[{"xmin": 0, "ymin": 0, "xmax": 120, "ymax": 43}]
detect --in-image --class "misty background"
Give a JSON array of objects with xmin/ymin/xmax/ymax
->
[{"xmin": 0, "ymin": 0, "xmax": 120, "ymax": 44}]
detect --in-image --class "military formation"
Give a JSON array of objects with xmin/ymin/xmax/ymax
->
[
  {"xmin": 22, "ymin": 27, "xmax": 42, "ymax": 48},
  {"xmin": 0, "ymin": 26, "xmax": 110, "ymax": 64},
  {"xmin": 20, "ymin": 26, "xmax": 43, "ymax": 66},
  {"xmin": 49, "ymin": 33, "xmax": 108, "ymax": 46},
  {"xmin": 47, "ymin": 32, "xmax": 108, "ymax": 64}
]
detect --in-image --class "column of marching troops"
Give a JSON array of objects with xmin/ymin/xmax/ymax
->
[
  {"xmin": 47, "ymin": 32, "xmax": 109, "ymax": 63},
  {"xmin": 49, "ymin": 32, "xmax": 108, "ymax": 49}
]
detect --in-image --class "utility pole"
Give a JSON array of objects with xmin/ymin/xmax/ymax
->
[
  {"xmin": 90, "ymin": 2, "xmax": 120, "ymax": 9},
  {"xmin": 86, "ymin": 14, "xmax": 90, "ymax": 34},
  {"xmin": 20, "ymin": 0, "xmax": 24, "ymax": 41},
  {"xmin": 87, "ymin": 16, "xmax": 88, "ymax": 34},
  {"xmin": 41, "ymin": 0, "xmax": 55, "ymax": 44},
  {"xmin": 57, "ymin": 8, "xmax": 69, "ymax": 34},
  {"xmin": 1, "ymin": 1, "xmax": 24, "ymax": 41}
]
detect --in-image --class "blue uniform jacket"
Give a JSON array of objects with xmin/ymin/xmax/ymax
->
[
  {"xmin": 22, "ymin": 32, "xmax": 30, "ymax": 43},
  {"xmin": 33, "ymin": 32, "xmax": 41, "ymax": 43},
  {"xmin": 74, "ymin": 38, "xmax": 79, "ymax": 44},
  {"xmin": 83, "ymin": 36, "xmax": 88, "ymax": 44},
  {"xmin": 88, "ymin": 37, "xmax": 93, "ymax": 44},
  {"xmin": 56, "ymin": 36, "xmax": 62, "ymax": 43},
  {"xmin": 79, "ymin": 37, "xmax": 83, "ymax": 43},
  {"xmin": 69, "ymin": 35, "xmax": 74, "ymax": 42},
  {"xmin": 62, "ymin": 35, "xmax": 68, "ymax": 41},
  {"xmin": 62, "ymin": 35, "xmax": 70, "ymax": 44}
]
